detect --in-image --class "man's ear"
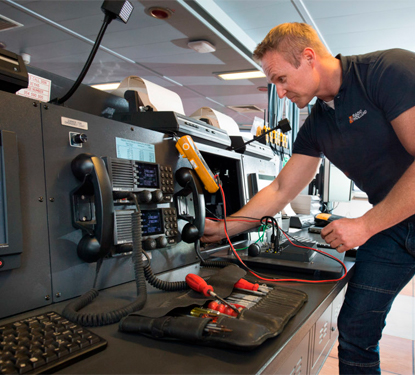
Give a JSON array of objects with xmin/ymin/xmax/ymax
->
[{"xmin": 303, "ymin": 48, "xmax": 316, "ymax": 66}]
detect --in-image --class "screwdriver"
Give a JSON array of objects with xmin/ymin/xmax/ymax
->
[
  {"xmin": 234, "ymin": 279, "xmax": 268, "ymax": 296},
  {"xmin": 190, "ymin": 307, "xmax": 221, "ymax": 318},
  {"xmin": 185, "ymin": 274, "xmax": 240, "ymax": 315},
  {"xmin": 234, "ymin": 279, "xmax": 259, "ymax": 291}
]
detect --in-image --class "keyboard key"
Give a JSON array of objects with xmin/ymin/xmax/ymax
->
[
  {"xmin": 75, "ymin": 338, "xmax": 90, "ymax": 349},
  {"xmin": 41, "ymin": 351, "xmax": 57, "ymax": 363},
  {"xmin": 86, "ymin": 334, "xmax": 100, "ymax": 344},
  {"xmin": 53, "ymin": 346, "xmax": 69, "ymax": 358},
  {"xmin": 15, "ymin": 362, "xmax": 32, "ymax": 374},
  {"xmin": 29, "ymin": 356, "xmax": 45, "ymax": 368},
  {"xmin": 0, "ymin": 352, "xmax": 13, "ymax": 361},
  {"xmin": 0, "ymin": 364, "xmax": 18, "ymax": 374}
]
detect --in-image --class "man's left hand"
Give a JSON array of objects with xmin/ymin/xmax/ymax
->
[{"xmin": 320, "ymin": 217, "xmax": 371, "ymax": 252}]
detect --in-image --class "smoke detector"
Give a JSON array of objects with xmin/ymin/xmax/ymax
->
[
  {"xmin": 187, "ymin": 40, "xmax": 216, "ymax": 53},
  {"xmin": 21, "ymin": 53, "xmax": 30, "ymax": 65}
]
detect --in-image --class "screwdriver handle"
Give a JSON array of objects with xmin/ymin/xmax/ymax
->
[
  {"xmin": 208, "ymin": 301, "xmax": 226, "ymax": 313},
  {"xmin": 224, "ymin": 307, "xmax": 239, "ymax": 317},
  {"xmin": 208, "ymin": 301, "xmax": 245, "ymax": 316},
  {"xmin": 186, "ymin": 274, "xmax": 213, "ymax": 297},
  {"xmin": 213, "ymin": 294, "xmax": 241, "ymax": 315},
  {"xmin": 234, "ymin": 278, "xmax": 259, "ymax": 291}
]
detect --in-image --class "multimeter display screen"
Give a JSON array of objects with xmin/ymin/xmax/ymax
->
[
  {"xmin": 141, "ymin": 209, "xmax": 164, "ymax": 235},
  {"xmin": 136, "ymin": 163, "xmax": 158, "ymax": 188}
]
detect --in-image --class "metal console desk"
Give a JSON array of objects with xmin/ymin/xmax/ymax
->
[{"xmin": 0, "ymin": 235, "xmax": 355, "ymax": 375}]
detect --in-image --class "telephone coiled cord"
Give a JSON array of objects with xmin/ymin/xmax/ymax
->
[
  {"xmin": 62, "ymin": 209, "xmax": 147, "ymax": 326},
  {"xmin": 143, "ymin": 262, "xmax": 188, "ymax": 291}
]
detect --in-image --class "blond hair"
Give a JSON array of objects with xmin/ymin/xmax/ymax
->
[{"xmin": 253, "ymin": 23, "xmax": 330, "ymax": 68}]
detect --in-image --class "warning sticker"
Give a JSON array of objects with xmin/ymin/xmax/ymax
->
[{"xmin": 16, "ymin": 73, "xmax": 51, "ymax": 102}]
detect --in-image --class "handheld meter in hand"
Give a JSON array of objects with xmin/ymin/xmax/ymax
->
[{"xmin": 175, "ymin": 135, "xmax": 219, "ymax": 193}]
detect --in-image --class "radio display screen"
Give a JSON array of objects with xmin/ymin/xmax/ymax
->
[
  {"xmin": 141, "ymin": 209, "xmax": 164, "ymax": 235},
  {"xmin": 136, "ymin": 163, "xmax": 158, "ymax": 188}
]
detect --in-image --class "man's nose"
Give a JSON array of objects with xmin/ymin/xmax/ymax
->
[{"xmin": 276, "ymin": 85, "xmax": 286, "ymax": 99}]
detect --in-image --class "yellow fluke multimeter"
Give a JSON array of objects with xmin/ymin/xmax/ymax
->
[{"xmin": 175, "ymin": 135, "xmax": 219, "ymax": 193}]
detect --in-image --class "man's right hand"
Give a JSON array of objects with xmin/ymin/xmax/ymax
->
[{"xmin": 200, "ymin": 219, "xmax": 224, "ymax": 243}]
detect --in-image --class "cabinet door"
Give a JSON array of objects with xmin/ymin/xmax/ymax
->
[
  {"xmin": 266, "ymin": 332, "xmax": 310, "ymax": 375},
  {"xmin": 312, "ymin": 305, "xmax": 331, "ymax": 371}
]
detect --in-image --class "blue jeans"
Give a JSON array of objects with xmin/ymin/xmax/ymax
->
[{"xmin": 338, "ymin": 221, "xmax": 415, "ymax": 374}]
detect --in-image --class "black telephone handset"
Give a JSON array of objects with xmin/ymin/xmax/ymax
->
[
  {"xmin": 71, "ymin": 153, "xmax": 114, "ymax": 263},
  {"xmin": 174, "ymin": 167, "xmax": 206, "ymax": 243}
]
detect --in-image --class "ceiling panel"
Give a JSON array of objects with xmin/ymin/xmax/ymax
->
[
  {"xmin": 304, "ymin": 0, "xmax": 415, "ymax": 19},
  {"xmin": 214, "ymin": 0, "xmax": 303, "ymax": 42},
  {"xmin": 327, "ymin": 27, "xmax": 415, "ymax": 56},
  {"xmin": 305, "ymin": 0, "xmax": 415, "ymax": 54},
  {"xmin": 16, "ymin": 0, "xmax": 106, "ymax": 22}
]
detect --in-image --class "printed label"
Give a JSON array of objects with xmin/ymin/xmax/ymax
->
[
  {"xmin": 116, "ymin": 137, "xmax": 155, "ymax": 162},
  {"xmin": 61, "ymin": 117, "xmax": 88, "ymax": 130}
]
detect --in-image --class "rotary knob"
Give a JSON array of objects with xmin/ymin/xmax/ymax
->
[
  {"xmin": 142, "ymin": 238, "xmax": 156, "ymax": 251},
  {"xmin": 73, "ymin": 133, "xmax": 88, "ymax": 144},
  {"xmin": 155, "ymin": 236, "xmax": 168, "ymax": 248},
  {"xmin": 138, "ymin": 190, "xmax": 152, "ymax": 203},
  {"xmin": 151, "ymin": 189, "xmax": 164, "ymax": 203}
]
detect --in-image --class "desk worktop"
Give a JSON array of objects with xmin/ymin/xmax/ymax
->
[{"xmin": 1, "ymin": 234, "xmax": 355, "ymax": 374}]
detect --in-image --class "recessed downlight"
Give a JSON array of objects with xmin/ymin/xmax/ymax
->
[
  {"xmin": 91, "ymin": 82, "xmax": 120, "ymax": 91},
  {"xmin": 145, "ymin": 7, "xmax": 173, "ymax": 19},
  {"xmin": 215, "ymin": 70, "xmax": 266, "ymax": 80}
]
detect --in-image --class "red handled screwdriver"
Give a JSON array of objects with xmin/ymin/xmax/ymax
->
[
  {"xmin": 186, "ymin": 274, "xmax": 240, "ymax": 315},
  {"xmin": 234, "ymin": 279, "xmax": 259, "ymax": 291},
  {"xmin": 234, "ymin": 279, "xmax": 267, "ymax": 296}
]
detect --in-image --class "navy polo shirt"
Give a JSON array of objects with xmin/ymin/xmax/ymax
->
[{"xmin": 293, "ymin": 49, "xmax": 415, "ymax": 205}]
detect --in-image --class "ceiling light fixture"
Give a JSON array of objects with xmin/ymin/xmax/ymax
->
[
  {"xmin": 145, "ymin": 7, "xmax": 173, "ymax": 19},
  {"xmin": 187, "ymin": 40, "xmax": 216, "ymax": 53},
  {"xmin": 215, "ymin": 70, "xmax": 266, "ymax": 80},
  {"xmin": 91, "ymin": 82, "xmax": 120, "ymax": 91}
]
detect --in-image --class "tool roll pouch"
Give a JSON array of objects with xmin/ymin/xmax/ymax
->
[{"xmin": 119, "ymin": 264, "xmax": 308, "ymax": 350}]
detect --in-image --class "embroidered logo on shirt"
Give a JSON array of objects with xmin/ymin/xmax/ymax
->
[{"xmin": 349, "ymin": 109, "xmax": 367, "ymax": 123}]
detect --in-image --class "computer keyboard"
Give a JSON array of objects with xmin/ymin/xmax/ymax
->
[{"xmin": 0, "ymin": 311, "xmax": 107, "ymax": 374}]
